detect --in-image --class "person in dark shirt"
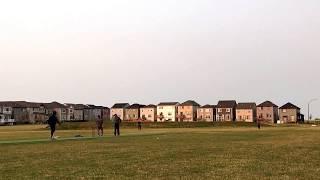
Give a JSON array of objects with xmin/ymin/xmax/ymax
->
[
  {"xmin": 112, "ymin": 114, "xmax": 121, "ymax": 136},
  {"xmin": 137, "ymin": 119, "xmax": 142, "ymax": 131},
  {"xmin": 257, "ymin": 120, "xmax": 261, "ymax": 130},
  {"xmin": 96, "ymin": 115, "xmax": 104, "ymax": 136},
  {"xmin": 47, "ymin": 111, "xmax": 61, "ymax": 140}
]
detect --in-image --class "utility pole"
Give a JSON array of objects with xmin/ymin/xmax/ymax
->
[{"xmin": 308, "ymin": 99, "xmax": 318, "ymax": 123}]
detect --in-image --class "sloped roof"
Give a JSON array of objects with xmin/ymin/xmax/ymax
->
[
  {"xmin": 279, "ymin": 102, "xmax": 300, "ymax": 110},
  {"xmin": 237, "ymin": 103, "xmax": 256, "ymax": 109},
  {"xmin": 44, "ymin": 102, "xmax": 66, "ymax": 109},
  {"xmin": 217, "ymin": 100, "xmax": 237, "ymax": 108},
  {"xmin": 0, "ymin": 101, "xmax": 43, "ymax": 108},
  {"xmin": 257, "ymin": 101, "xmax": 278, "ymax": 107},
  {"xmin": 179, "ymin": 100, "xmax": 200, "ymax": 107},
  {"xmin": 200, "ymin": 104, "xmax": 216, "ymax": 109},
  {"xmin": 127, "ymin": 104, "xmax": 146, "ymax": 109},
  {"xmin": 158, "ymin": 102, "xmax": 180, "ymax": 106},
  {"xmin": 112, "ymin": 103, "xmax": 130, "ymax": 109},
  {"xmin": 141, "ymin": 104, "xmax": 157, "ymax": 108}
]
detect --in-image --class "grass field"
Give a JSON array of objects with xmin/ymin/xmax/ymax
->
[{"xmin": 0, "ymin": 124, "xmax": 319, "ymax": 179}]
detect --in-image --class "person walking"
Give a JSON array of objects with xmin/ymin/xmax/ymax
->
[
  {"xmin": 257, "ymin": 120, "xmax": 261, "ymax": 130},
  {"xmin": 96, "ymin": 115, "xmax": 104, "ymax": 136},
  {"xmin": 47, "ymin": 111, "xmax": 61, "ymax": 140},
  {"xmin": 112, "ymin": 114, "xmax": 121, "ymax": 136},
  {"xmin": 137, "ymin": 119, "xmax": 142, "ymax": 131}
]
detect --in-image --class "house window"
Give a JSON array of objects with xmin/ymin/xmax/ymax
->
[
  {"xmin": 226, "ymin": 115, "xmax": 230, "ymax": 120},
  {"xmin": 226, "ymin": 108, "xmax": 231, "ymax": 113},
  {"xmin": 168, "ymin": 112, "xmax": 172, "ymax": 116},
  {"xmin": 148, "ymin": 115, "xmax": 152, "ymax": 118},
  {"xmin": 159, "ymin": 107, "xmax": 163, "ymax": 109},
  {"xmin": 218, "ymin": 109, "xmax": 222, "ymax": 113},
  {"xmin": 291, "ymin": 116, "xmax": 295, "ymax": 121}
]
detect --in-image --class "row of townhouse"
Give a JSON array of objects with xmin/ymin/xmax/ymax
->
[
  {"xmin": 0, "ymin": 101, "xmax": 110, "ymax": 124},
  {"xmin": 110, "ymin": 100, "xmax": 304, "ymax": 124}
]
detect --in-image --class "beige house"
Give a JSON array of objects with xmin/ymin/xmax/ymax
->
[
  {"xmin": 140, "ymin": 104, "xmax": 157, "ymax": 122},
  {"xmin": 236, "ymin": 103, "xmax": 257, "ymax": 122},
  {"xmin": 125, "ymin": 104, "xmax": 145, "ymax": 121},
  {"xmin": 177, "ymin": 100, "xmax": 200, "ymax": 122},
  {"xmin": 72, "ymin": 104, "xmax": 88, "ymax": 121},
  {"xmin": 216, "ymin": 100, "xmax": 237, "ymax": 121},
  {"xmin": 197, "ymin": 105, "xmax": 216, "ymax": 122},
  {"xmin": 157, "ymin": 102, "xmax": 179, "ymax": 122},
  {"xmin": 110, "ymin": 103, "xmax": 130, "ymax": 121},
  {"xmin": 257, "ymin": 101, "xmax": 279, "ymax": 124},
  {"xmin": 44, "ymin": 102, "xmax": 68, "ymax": 122},
  {"xmin": 279, "ymin": 103, "xmax": 303, "ymax": 123}
]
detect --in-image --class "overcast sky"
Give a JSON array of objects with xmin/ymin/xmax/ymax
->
[{"xmin": 0, "ymin": 0, "xmax": 319, "ymax": 117}]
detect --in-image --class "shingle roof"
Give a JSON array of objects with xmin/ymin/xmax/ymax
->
[
  {"xmin": 179, "ymin": 100, "xmax": 200, "ymax": 107},
  {"xmin": 127, "ymin": 104, "xmax": 146, "ymax": 109},
  {"xmin": 0, "ymin": 101, "xmax": 43, "ymax": 108},
  {"xmin": 217, "ymin": 100, "xmax": 237, "ymax": 108},
  {"xmin": 237, "ymin": 103, "xmax": 256, "ymax": 109},
  {"xmin": 111, "ymin": 103, "xmax": 130, "ymax": 109},
  {"xmin": 279, "ymin": 102, "xmax": 300, "ymax": 110},
  {"xmin": 141, "ymin": 104, "xmax": 157, "ymax": 108},
  {"xmin": 44, "ymin": 102, "xmax": 66, "ymax": 109},
  {"xmin": 158, "ymin": 102, "xmax": 180, "ymax": 106},
  {"xmin": 257, "ymin": 101, "xmax": 278, "ymax": 107},
  {"xmin": 74, "ymin": 104, "xmax": 88, "ymax": 110},
  {"xmin": 200, "ymin": 105, "xmax": 216, "ymax": 109}
]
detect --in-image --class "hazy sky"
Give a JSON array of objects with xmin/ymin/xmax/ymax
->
[{"xmin": 0, "ymin": 0, "xmax": 319, "ymax": 117}]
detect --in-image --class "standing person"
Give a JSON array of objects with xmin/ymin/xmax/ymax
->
[
  {"xmin": 96, "ymin": 115, "xmax": 104, "ymax": 136},
  {"xmin": 137, "ymin": 119, "xmax": 142, "ymax": 131},
  {"xmin": 112, "ymin": 114, "xmax": 121, "ymax": 136},
  {"xmin": 257, "ymin": 120, "xmax": 261, "ymax": 130},
  {"xmin": 47, "ymin": 111, "xmax": 61, "ymax": 140}
]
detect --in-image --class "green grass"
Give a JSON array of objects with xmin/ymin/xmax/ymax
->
[{"xmin": 0, "ymin": 125, "xmax": 319, "ymax": 179}]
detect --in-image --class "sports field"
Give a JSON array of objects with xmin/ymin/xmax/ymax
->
[{"xmin": 0, "ymin": 124, "xmax": 319, "ymax": 179}]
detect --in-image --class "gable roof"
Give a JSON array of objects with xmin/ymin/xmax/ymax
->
[
  {"xmin": 127, "ymin": 104, "xmax": 146, "ymax": 109},
  {"xmin": 0, "ymin": 101, "xmax": 44, "ymax": 108},
  {"xmin": 217, "ymin": 100, "xmax": 237, "ymax": 108},
  {"xmin": 257, "ymin": 101, "xmax": 278, "ymax": 107},
  {"xmin": 111, "ymin": 103, "xmax": 130, "ymax": 109},
  {"xmin": 279, "ymin": 102, "xmax": 300, "ymax": 110},
  {"xmin": 158, "ymin": 102, "xmax": 180, "ymax": 106},
  {"xmin": 44, "ymin": 102, "xmax": 66, "ymax": 109},
  {"xmin": 200, "ymin": 104, "xmax": 216, "ymax": 109},
  {"xmin": 179, "ymin": 100, "xmax": 200, "ymax": 107},
  {"xmin": 74, "ymin": 104, "xmax": 89, "ymax": 110},
  {"xmin": 237, "ymin": 103, "xmax": 256, "ymax": 109},
  {"xmin": 141, "ymin": 104, "xmax": 157, "ymax": 108}
]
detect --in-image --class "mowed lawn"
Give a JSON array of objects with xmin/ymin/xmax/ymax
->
[{"xmin": 0, "ymin": 125, "xmax": 320, "ymax": 179}]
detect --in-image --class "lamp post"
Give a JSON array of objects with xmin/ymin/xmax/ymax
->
[{"xmin": 308, "ymin": 98, "xmax": 318, "ymax": 122}]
